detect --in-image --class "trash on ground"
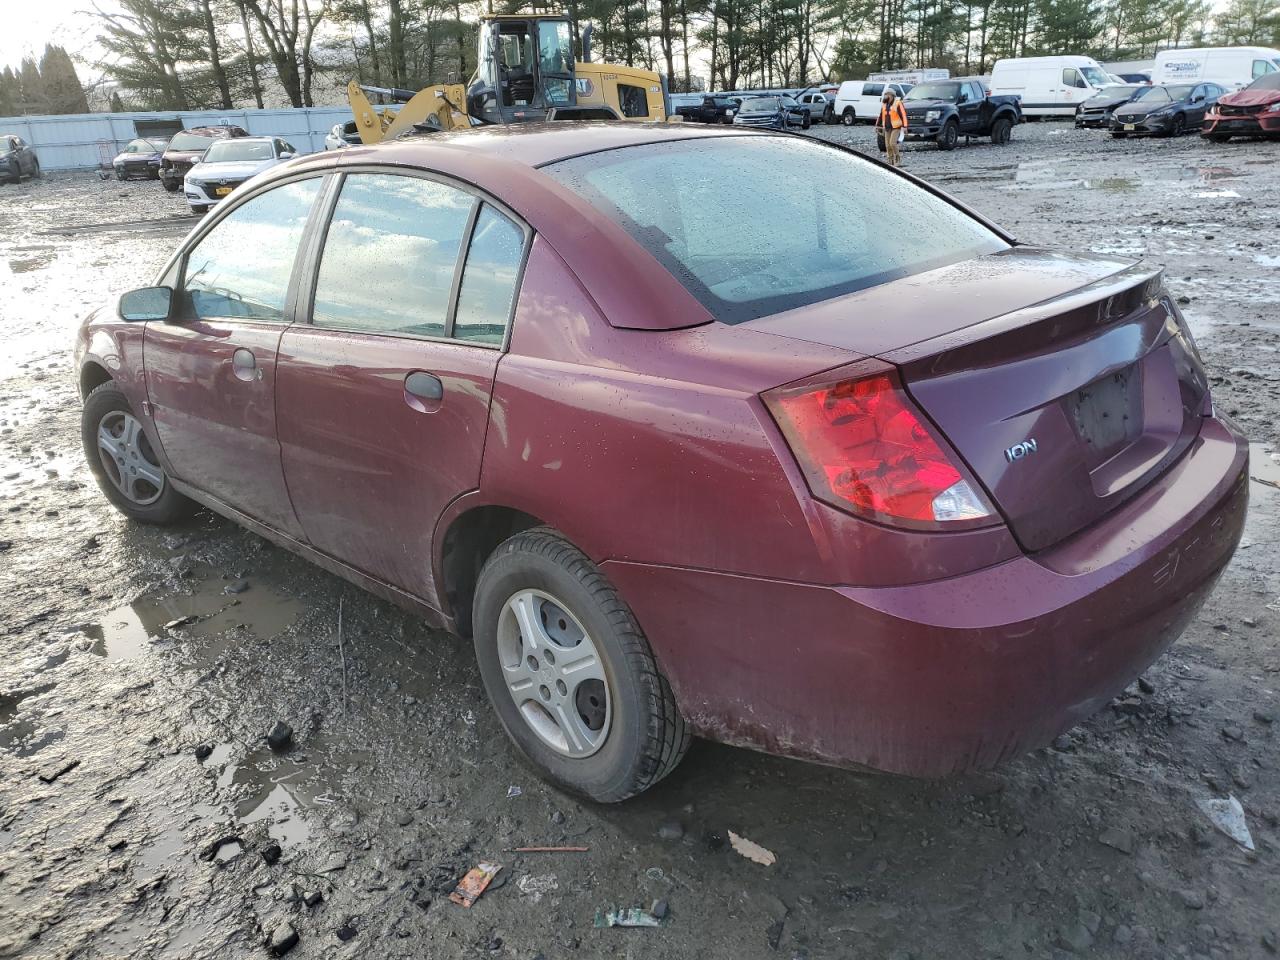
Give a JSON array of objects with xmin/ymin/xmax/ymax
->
[
  {"xmin": 449, "ymin": 862, "xmax": 502, "ymax": 907},
  {"xmin": 266, "ymin": 720, "xmax": 293, "ymax": 752},
  {"xmin": 512, "ymin": 845, "xmax": 589, "ymax": 853},
  {"xmin": 506, "ymin": 785, "xmax": 522, "ymax": 798},
  {"xmin": 516, "ymin": 874, "xmax": 559, "ymax": 902},
  {"xmin": 1197, "ymin": 794, "xmax": 1255, "ymax": 851},
  {"xmin": 163, "ymin": 615, "xmax": 197, "ymax": 630},
  {"xmin": 728, "ymin": 830, "xmax": 777, "ymax": 866},
  {"xmin": 594, "ymin": 905, "xmax": 664, "ymax": 928}
]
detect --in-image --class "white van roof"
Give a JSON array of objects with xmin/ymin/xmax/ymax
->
[
  {"xmin": 1155, "ymin": 46, "xmax": 1280, "ymax": 59},
  {"xmin": 992, "ymin": 55, "xmax": 1102, "ymax": 68}
]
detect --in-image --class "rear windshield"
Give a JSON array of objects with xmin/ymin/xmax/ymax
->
[
  {"xmin": 169, "ymin": 132, "xmax": 214, "ymax": 151},
  {"xmin": 545, "ymin": 137, "xmax": 1006, "ymax": 324}
]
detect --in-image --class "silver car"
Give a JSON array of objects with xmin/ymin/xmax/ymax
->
[
  {"xmin": 325, "ymin": 121, "xmax": 362, "ymax": 150},
  {"xmin": 731, "ymin": 95, "xmax": 810, "ymax": 130}
]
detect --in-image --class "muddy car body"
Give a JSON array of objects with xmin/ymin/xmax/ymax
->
[
  {"xmin": 159, "ymin": 126, "xmax": 249, "ymax": 193},
  {"xmin": 1202, "ymin": 72, "xmax": 1280, "ymax": 140},
  {"xmin": 75, "ymin": 124, "xmax": 1248, "ymax": 802}
]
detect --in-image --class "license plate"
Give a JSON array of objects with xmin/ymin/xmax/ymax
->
[
  {"xmin": 215, "ymin": 186, "xmax": 233, "ymax": 196},
  {"xmin": 1123, "ymin": 123, "xmax": 1135, "ymax": 130}
]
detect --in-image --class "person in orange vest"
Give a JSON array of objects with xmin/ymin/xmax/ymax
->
[{"xmin": 876, "ymin": 89, "xmax": 908, "ymax": 167}]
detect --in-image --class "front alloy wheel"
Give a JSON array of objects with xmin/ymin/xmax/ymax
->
[{"xmin": 96, "ymin": 409, "xmax": 165, "ymax": 505}]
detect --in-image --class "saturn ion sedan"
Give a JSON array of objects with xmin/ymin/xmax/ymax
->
[{"xmin": 76, "ymin": 124, "xmax": 1247, "ymax": 802}]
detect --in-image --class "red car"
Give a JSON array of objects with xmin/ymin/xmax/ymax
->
[
  {"xmin": 76, "ymin": 124, "xmax": 1248, "ymax": 802},
  {"xmin": 1202, "ymin": 72, "xmax": 1280, "ymax": 140}
]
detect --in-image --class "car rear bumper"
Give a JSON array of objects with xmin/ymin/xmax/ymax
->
[
  {"xmin": 604, "ymin": 415, "xmax": 1247, "ymax": 778},
  {"xmin": 1203, "ymin": 114, "xmax": 1280, "ymax": 135}
]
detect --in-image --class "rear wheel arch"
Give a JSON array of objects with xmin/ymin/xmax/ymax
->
[{"xmin": 439, "ymin": 504, "xmax": 544, "ymax": 636}]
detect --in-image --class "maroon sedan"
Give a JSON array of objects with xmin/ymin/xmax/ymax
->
[
  {"xmin": 76, "ymin": 124, "xmax": 1248, "ymax": 802},
  {"xmin": 1203, "ymin": 72, "xmax": 1280, "ymax": 140}
]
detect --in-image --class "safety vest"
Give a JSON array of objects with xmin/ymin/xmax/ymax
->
[{"xmin": 880, "ymin": 100, "xmax": 907, "ymax": 129}]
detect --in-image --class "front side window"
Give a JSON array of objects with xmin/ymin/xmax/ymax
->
[
  {"xmin": 311, "ymin": 173, "xmax": 474, "ymax": 337},
  {"xmin": 617, "ymin": 83, "xmax": 649, "ymax": 117},
  {"xmin": 1063, "ymin": 68, "xmax": 1084, "ymax": 88},
  {"xmin": 453, "ymin": 205, "xmax": 526, "ymax": 345},
  {"xmin": 183, "ymin": 178, "xmax": 322, "ymax": 321},
  {"xmin": 547, "ymin": 137, "xmax": 1006, "ymax": 324}
]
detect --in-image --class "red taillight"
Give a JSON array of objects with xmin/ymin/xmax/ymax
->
[{"xmin": 766, "ymin": 372, "xmax": 992, "ymax": 527}]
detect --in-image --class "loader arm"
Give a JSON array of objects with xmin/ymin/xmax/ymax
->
[{"xmin": 347, "ymin": 80, "xmax": 472, "ymax": 145}]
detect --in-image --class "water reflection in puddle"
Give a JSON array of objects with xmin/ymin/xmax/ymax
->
[{"xmin": 1250, "ymin": 442, "xmax": 1280, "ymax": 490}]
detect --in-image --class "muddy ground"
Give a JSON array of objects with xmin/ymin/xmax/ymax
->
[{"xmin": 1, "ymin": 122, "xmax": 1278, "ymax": 960}]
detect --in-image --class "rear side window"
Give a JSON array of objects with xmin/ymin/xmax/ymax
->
[
  {"xmin": 546, "ymin": 137, "xmax": 1006, "ymax": 324},
  {"xmin": 1254, "ymin": 59, "xmax": 1275, "ymax": 79},
  {"xmin": 453, "ymin": 205, "xmax": 526, "ymax": 344},
  {"xmin": 862, "ymin": 83, "xmax": 884, "ymax": 96},
  {"xmin": 311, "ymin": 173, "xmax": 473, "ymax": 337},
  {"xmin": 183, "ymin": 178, "xmax": 322, "ymax": 321}
]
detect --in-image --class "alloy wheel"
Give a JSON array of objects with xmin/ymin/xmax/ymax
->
[
  {"xmin": 496, "ymin": 589, "xmax": 612, "ymax": 758},
  {"xmin": 96, "ymin": 410, "xmax": 165, "ymax": 505}
]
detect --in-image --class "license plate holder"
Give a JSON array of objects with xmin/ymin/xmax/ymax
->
[
  {"xmin": 215, "ymin": 186, "xmax": 233, "ymax": 196},
  {"xmin": 1123, "ymin": 123, "xmax": 1135, "ymax": 131},
  {"xmin": 1071, "ymin": 365, "xmax": 1141, "ymax": 458}
]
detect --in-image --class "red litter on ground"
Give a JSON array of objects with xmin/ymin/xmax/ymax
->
[{"xmin": 449, "ymin": 862, "xmax": 502, "ymax": 907}]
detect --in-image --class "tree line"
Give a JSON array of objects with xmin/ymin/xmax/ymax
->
[
  {"xmin": 6, "ymin": 0, "xmax": 1280, "ymax": 116},
  {"xmin": 0, "ymin": 45, "xmax": 90, "ymax": 116}
]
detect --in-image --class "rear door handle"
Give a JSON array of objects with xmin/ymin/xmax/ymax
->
[{"xmin": 404, "ymin": 371, "xmax": 444, "ymax": 411}]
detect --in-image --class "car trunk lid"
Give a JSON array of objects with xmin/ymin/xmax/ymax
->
[{"xmin": 748, "ymin": 249, "xmax": 1210, "ymax": 552}]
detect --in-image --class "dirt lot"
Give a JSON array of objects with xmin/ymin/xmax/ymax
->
[{"xmin": 1, "ymin": 122, "xmax": 1278, "ymax": 960}]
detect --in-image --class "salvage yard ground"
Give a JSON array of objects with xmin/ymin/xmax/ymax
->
[{"xmin": 1, "ymin": 122, "xmax": 1279, "ymax": 960}]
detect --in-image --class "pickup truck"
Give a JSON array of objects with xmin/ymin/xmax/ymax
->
[
  {"xmin": 675, "ymin": 95, "xmax": 741, "ymax": 125},
  {"xmin": 900, "ymin": 78, "xmax": 1022, "ymax": 150}
]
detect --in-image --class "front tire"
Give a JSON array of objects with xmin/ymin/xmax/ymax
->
[
  {"xmin": 162, "ymin": 178, "xmax": 180, "ymax": 193},
  {"xmin": 938, "ymin": 119, "xmax": 959, "ymax": 150},
  {"xmin": 81, "ymin": 381, "xmax": 195, "ymax": 524},
  {"xmin": 1169, "ymin": 113, "xmax": 1186, "ymax": 137},
  {"xmin": 802, "ymin": 113, "xmax": 811, "ymax": 130},
  {"xmin": 473, "ymin": 528, "xmax": 690, "ymax": 803},
  {"xmin": 841, "ymin": 108, "xmax": 856, "ymax": 126}
]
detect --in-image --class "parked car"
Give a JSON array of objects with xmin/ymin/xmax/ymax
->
[
  {"xmin": 111, "ymin": 137, "xmax": 169, "ymax": 180},
  {"xmin": 1075, "ymin": 84, "xmax": 1147, "ymax": 127},
  {"xmin": 833, "ymin": 80, "xmax": 911, "ymax": 125},
  {"xmin": 1, "ymin": 135, "xmax": 40, "ymax": 182},
  {"xmin": 1202, "ymin": 71, "xmax": 1280, "ymax": 140},
  {"xmin": 159, "ymin": 126, "xmax": 249, "ymax": 193},
  {"xmin": 674, "ymin": 95, "xmax": 741, "ymax": 124},
  {"xmin": 902, "ymin": 78, "xmax": 1022, "ymax": 149},
  {"xmin": 1153, "ymin": 45, "xmax": 1280, "ymax": 89},
  {"xmin": 731, "ymin": 95, "xmax": 809, "ymax": 129},
  {"xmin": 183, "ymin": 137, "xmax": 298, "ymax": 214},
  {"xmin": 77, "ymin": 124, "xmax": 1246, "ymax": 802},
  {"xmin": 1116, "ymin": 72, "xmax": 1152, "ymax": 85},
  {"xmin": 325, "ymin": 120, "xmax": 363, "ymax": 149},
  {"xmin": 1111, "ymin": 82, "xmax": 1225, "ymax": 137},
  {"xmin": 989, "ymin": 55, "xmax": 1116, "ymax": 117},
  {"xmin": 793, "ymin": 89, "xmax": 833, "ymax": 124}
]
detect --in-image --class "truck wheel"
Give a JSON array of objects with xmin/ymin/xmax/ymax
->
[
  {"xmin": 162, "ymin": 179, "xmax": 180, "ymax": 193},
  {"xmin": 938, "ymin": 120, "xmax": 959, "ymax": 150},
  {"xmin": 841, "ymin": 108, "xmax": 856, "ymax": 126},
  {"xmin": 991, "ymin": 117, "xmax": 1012, "ymax": 145},
  {"xmin": 472, "ymin": 527, "xmax": 691, "ymax": 803},
  {"xmin": 802, "ymin": 113, "xmax": 811, "ymax": 130},
  {"xmin": 823, "ymin": 106, "xmax": 834, "ymax": 125}
]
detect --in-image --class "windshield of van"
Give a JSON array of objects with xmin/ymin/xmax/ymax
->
[
  {"xmin": 1079, "ymin": 66, "xmax": 1110, "ymax": 86},
  {"xmin": 905, "ymin": 82, "xmax": 957, "ymax": 101},
  {"xmin": 546, "ymin": 136, "xmax": 1007, "ymax": 324}
]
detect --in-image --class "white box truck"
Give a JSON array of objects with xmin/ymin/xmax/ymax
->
[
  {"xmin": 1153, "ymin": 46, "xmax": 1280, "ymax": 89},
  {"xmin": 867, "ymin": 69, "xmax": 950, "ymax": 86},
  {"xmin": 989, "ymin": 55, "xmax": 1115, "ymax": 117}
]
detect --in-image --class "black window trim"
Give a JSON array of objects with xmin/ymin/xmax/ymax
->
[{"xmin": 292, "ymin": 163, "xmax": 534, "ymax": 353}]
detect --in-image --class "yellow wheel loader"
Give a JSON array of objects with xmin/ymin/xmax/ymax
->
[{"xmin": 347, "ymin": 13, "xmax": 672, "ymax": 145}]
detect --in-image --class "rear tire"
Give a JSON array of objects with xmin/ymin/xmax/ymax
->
[
  {"xmin": 841, "ymin": 108, "xmax": 856, "ymax": 126},
  {"xmin": 1169, "ymin": 113, "xmax": 1186, "ymax": 137},
  {"xmin": 472, "ymin": 527, "xmax": 690, "ymax": 803},
  {"xmin": 31, "ymin": 158, "xmax": 40, "ymax": 178},
  {"xmin": 991, "ymin": 117, "xmax": 1012, "ymax": 145},
  {"xmin": 81, "ymin": 381, "xmax": 196, "ymax": 525},
  {"xmin": 938, "ymin": 119, "xmax": 959, "ymax": 150}
]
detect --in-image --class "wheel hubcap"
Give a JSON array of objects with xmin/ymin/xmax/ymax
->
[
  {"xmin": 497, "ymin": 589, "xmax": 611, "ymax": 758},
  {"xmin": 96, "ymin": 410, "xmax": 165, "ymax": 505}
]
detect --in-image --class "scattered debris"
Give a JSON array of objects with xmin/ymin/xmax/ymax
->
[
  {"xmin": 37, "ymin": 758, "xmax": 80, "ymax": 784},
  {"xmin": 657, "ymin": 820, "xmax": 685, "ymax": 841},
  {"xmin": 268, "ymin": 921, "xmax": 299, "ymax": 956},
  {"xmin": 511, "ymin": 845, "xmax": 589, "ymax": 853},
  {"xmin": 266, "ymin": 721, "xmax": 293, "ymax": 752},
  {"xmin": 163, "ymin": 615, "xmax": 197, "ymax": 630},
  {"xmin": 651, "ymin": 898, "xmax": 669, "ymax": 920},
  {"xmin": 728, "ymin": 830, "xmax": 776, "ymax": 866},
  {"xmin": 506, "ymin": 785, "xmax": 522, "ymax": 798},
  {"xmin": 303, "ymin": 891, "xmax": 323, "ymax": 908},
  {"xmin": 594, "ymin": 906, "xmax": 664, "ymax": 928},
  {"xmin": 335, "ymin": 924, "xmax": 357, "ymax": 942},
  {"xmin": 261, "ymin": 842, "xmax": 282, "ymax": 866},
  {"xmin": 1197, "ymin": 794, "xmax": 1255, "ymax": 851},
  {"xmin": 1098, "ymin": 828, "xmax": 1135, "ymax": 855},
  {"xmin": 449, "ymin": 863, "xmax": 502, "ymax": 907},
  {"xmin": 193, "ymin": 744, "xmax": 213, "ymax": 762},
  {"xmin": 516, "ymin": 874, "xmax": 559, "ymax": 902}
]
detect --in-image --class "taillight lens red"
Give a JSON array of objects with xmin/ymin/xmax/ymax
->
[{"xmin": 766, "ymin": 372, "xmax": 992, "ymax": 527}]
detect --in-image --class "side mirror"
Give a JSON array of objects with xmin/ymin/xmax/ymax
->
[
  {"xmin": 119, "ymin": 286, "xmax": 173, "ymax": 322},
  {"xmin": 958, "ymin": 92, "xmax": 969, "ymax": 102},
  {"xmin": 280, "ymin": 151, "xmax": 296, "ymax": 159},
  {"xmin": 1190, "ymin": 95, "xmax": 1204, "ymax": 103}
]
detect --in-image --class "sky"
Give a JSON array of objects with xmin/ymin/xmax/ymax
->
[{"xmin": 0, "ymin": 0, "xmax": 118, "ymax": 74}]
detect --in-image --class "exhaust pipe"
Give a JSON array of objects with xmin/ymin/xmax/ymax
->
[{"xmin": 581, "ymin": 24, "xmax": 593, "ymax": 63}]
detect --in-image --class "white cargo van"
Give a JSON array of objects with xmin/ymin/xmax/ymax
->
[
  {"xmin": 989, "ymin": 55, "xmax": 1114, "ymax": 116},
  {"xmin": 833, "ymin": 80, "xmax": 912, "ymax": 125},
  {"xmin": 1153, "ymin": 46, "xmax": 1280, "ymax": 89}
]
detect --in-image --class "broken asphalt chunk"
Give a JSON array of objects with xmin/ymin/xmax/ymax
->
[
  {"xmin": 1098, "ymin": 828, "xmax": 1135, "ymax": 855},
  {"xmin": 267, "ymin": 921, "xmax": 299, "ymax": 956},
  {"xmin": 37, "ymin": 758, "xmax": 80, "ymax": 784}
]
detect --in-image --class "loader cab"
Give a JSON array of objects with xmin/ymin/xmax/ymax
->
[{"xmin": 468, "ymin": 15, "xmax": 577, "ymax": 124}]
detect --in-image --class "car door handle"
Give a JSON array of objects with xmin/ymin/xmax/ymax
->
[
  {"xmin": 404, "ymin": 371, "xmax": 444, "ymax": 411},
  {"xmin": 232, "ymin": 347, "xmax": 260, "ymax": 382}
]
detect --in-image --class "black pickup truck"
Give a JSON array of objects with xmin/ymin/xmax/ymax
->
[
  {"xmin": 900, "ymin": 78, "xmax": 1022, "ymax": 150},
  {"xmin": 675, "ymin": 95, "xmax": 741, "ymax": 125}
]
